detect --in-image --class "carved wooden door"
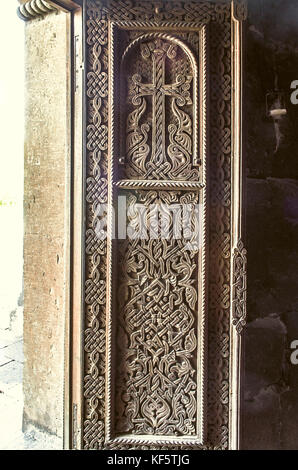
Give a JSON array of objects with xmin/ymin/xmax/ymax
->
[{"xmin": 72, "ymin": 0, "xmax": 247, "ymax": 450}]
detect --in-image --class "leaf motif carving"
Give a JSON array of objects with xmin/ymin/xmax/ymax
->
[
  {"xmin": 184, "ymin": 328, "xmax": 197, "ymax": 353},
  {"xmin": 115, "ymin": 191, "xmax": 199, "ymax": 436},
  {"xmin": 142, "ymin": 393, "xmax": 171, "ymax": 429},
  {"xmin": 122, "ymin": 36, "xmax": 200, "ymax": 180},
  {"xmin": 185, "ymin": 285, "xmax": 197, "ymax": 310}
]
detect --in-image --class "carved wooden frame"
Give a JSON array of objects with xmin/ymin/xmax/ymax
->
[
  {"xmin": 72, "ymin": 0, "xmax": 247, "ymax": 451},
  {"xmin": 18, "ymin": 0, "xmax": 247, "ymax": 451},
  {"xmin": 229, "ymin": 1, "xmax": 247, "ymax": 449},
  {"xmin": 104, "ymin": 20, "xmax": 208, "ymax": 448}
]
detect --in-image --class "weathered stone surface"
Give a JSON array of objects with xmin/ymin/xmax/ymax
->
[
  {"xmin": 245, "ymin": 1, "xmax": 298, "ymax": 438},
  {"xmin": 280, "ymin": 390, "xmax": 298, "ymax": 450},
  {"xmin": 23, "ymin": 10, "xmax": 70, "ymax": 440},
  {"xmin": 246, "ymin": 178, "xmax": 298, "ymax": 323},
  {"xmin": 242, "ymin": 386, "xmax": 281, "ymax": 450},
  {"xmin": 244, "ymin": 316, "xmax": 287, "ymax": 397},
  {"xmin": 283, "ymin": 312, "xmax": 298, "ymax": 391},
  {"xmin": 243, "ymin": 314, "xmax": 288, "ymax": 449},
  {"xmin": 244, "ymin": 177, "xmax": 298, "ymax": 449}
]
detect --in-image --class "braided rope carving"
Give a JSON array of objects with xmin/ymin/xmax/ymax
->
[
  {"xmin": 232, "ymin": 240, "xmax": 247, "ymax": 334},
  {"xmin": 17, "ymin": 0, "xmax": 56, "ymax": 21}
]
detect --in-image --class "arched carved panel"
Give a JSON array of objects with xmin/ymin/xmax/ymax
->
[{"xmin": 120, "ymin": 34, "xmax": 200, "ymax": 180}]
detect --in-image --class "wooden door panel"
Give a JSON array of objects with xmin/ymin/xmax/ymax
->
[
  {"xmin": 79, "ymin": 0, "xmax": 246, "ymax": 450},
  {"xmin": 106, "ymin": 22, "xmax": 208, "ymax": 446}
]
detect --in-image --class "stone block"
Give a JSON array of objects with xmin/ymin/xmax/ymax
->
[{"xmin": 23, "ymin": 9, "xmax": 70, "ymax": 440}]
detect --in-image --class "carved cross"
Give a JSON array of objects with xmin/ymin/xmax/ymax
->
[{"xmin": 131, "ymin": 39, "xmax": 192, "ymax": 166}]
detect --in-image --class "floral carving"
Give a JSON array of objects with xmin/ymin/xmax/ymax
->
[{"xmin": 115, "ymin": 190, "xmax": 200, "ymax": 436}]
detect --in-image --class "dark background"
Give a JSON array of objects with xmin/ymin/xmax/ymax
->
[{"xmin": 243, "ymin": 0, "xmax": 298, "ymax": 449}]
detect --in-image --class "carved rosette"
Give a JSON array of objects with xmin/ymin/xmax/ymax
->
[
  {"xmin": 232, "ymin": 240, "xmax": 247, "ymax": 334},
  {"xmin": 17, "ymin": 0, "xmax": 57, "ymax": 21}
]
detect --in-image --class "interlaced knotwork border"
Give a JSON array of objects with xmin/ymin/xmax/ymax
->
[{"xmin": 83, "ymin": 0, "xmax": 235, "ymax": 450}]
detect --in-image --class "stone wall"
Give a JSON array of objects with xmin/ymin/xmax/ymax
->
[
  {"xmin": 243, "ymin": 0, "xmax": 298, "ymax": 449},
  {"xmin": 23, "ymin": 9, "xmax": 70, "ymax": 442}
]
